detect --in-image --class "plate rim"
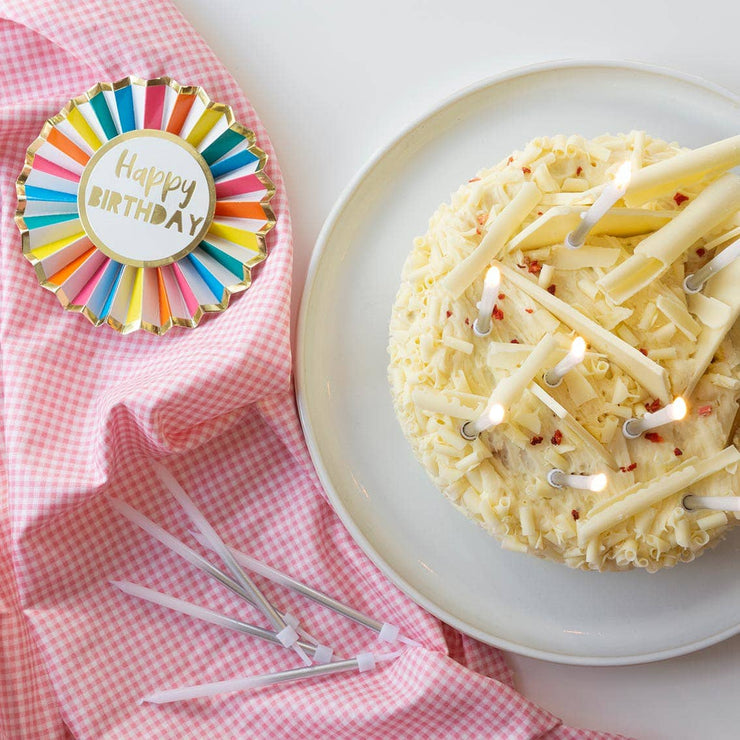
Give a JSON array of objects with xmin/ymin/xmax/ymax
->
[{"xmin": 295, "ymin": 59, "xmax": 740, "ymax": 665}]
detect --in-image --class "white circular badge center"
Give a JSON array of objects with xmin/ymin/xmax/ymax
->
[{"xmin": 78, "ymin": 130, "xmax": 215, "ymax": 267}]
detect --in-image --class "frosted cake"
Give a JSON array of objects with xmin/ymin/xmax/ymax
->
[{"xmin": 388, "ymin": 132, "xmax": 740, "ymax": 571}]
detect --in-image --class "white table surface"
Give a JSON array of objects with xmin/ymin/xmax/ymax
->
[{"xmin": 174, "ymin": 2, "xmax": 740, "ymax": 737}]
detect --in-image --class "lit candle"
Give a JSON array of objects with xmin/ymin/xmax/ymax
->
[
  {"xmin": 472, "ymin": 266, "xmax": 500, "ymax": 337},
  {"xmin": 547, "ymin": 469, "xmax": 607, "ymax": 492},
  {"xmin": 622, "ymin": 397, "xmax": 687, "ymax": 439},
  {"xmin": 460, "ymin": 403, "xmax": 505, "ymax": 440},
  {"xmin": 565, "ymin": 162, "xmax": 632, "ymax": 249},
  {"xmin": 684, "ymin": 237, "xmax": 740, "ymax": 293},
  {"xmin": 683, "ymin": 494, "xmax": 740, "ymax": 512},
  {"xmin": 543, "ymin": 336, "xmax": 586, "ymax": 387}
]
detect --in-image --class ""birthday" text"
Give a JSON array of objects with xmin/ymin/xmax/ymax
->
[{"xmin": 84, "ymin": 148, "xmax": 207, "ymax": 236}]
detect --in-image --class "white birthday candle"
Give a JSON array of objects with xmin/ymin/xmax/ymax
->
[
  {"xmin": 140, "ymin": 651, "xmax": 404, "ymax": 704},
  {"xmin": 547, "ymin": 469, "xmax": 607, "ymax": 492},
  {"xmin": 622, "ymin": 397, "xmax": 687, "ymax": 439},
  {"xmin": 460, "ymin": 403, "xmax": 505, "ymax": 440},
  {"xmin": 189, "ymin": 530, "xmax": 419, "ymax": 646},
  {"xmin": 565, "ymin": 162, "xmax": 632, "ymax": 249},
  {"xmin": 150, "ymin": 462, "xmax": 310, "ymax": 666},
  {"xmin": 472, "ymin": 266, "xmax": 501, "ymax": 337},
  {"xmin": 110, "ymin": 581, "xmax": 332, "ymax": 662},
  {"xmin": 107, "ymin": 498, "xmax": 321, "ymax": 650},
  {"xmin": 683, "ymin": 495, "xmax": 740, "ymax": 512},
  {"xmin": 543, "ymin": 336, "xmax": 587, "ymax": 387},
  {"xmin": 684, "ymin": 237, "xmax": 740, "ymax": 293}
]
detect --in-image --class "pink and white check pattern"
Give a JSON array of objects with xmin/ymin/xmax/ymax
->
[{"xmin": 0, "ymin": 2, "xmax": 628, "ymax": 738}]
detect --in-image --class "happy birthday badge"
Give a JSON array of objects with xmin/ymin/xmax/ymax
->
[{"xmin": 15, "ymin": 76, "xmax": 275, "ymax": 334}]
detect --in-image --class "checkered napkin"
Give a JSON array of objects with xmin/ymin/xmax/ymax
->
[{"xmin": 0, "ymin": 2, "xmax": 629, "ymax": 738}]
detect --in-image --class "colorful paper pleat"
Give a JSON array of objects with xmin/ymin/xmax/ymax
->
[{"xmin": 16, "ymin": 76, "xmax": 275, "ymax": 335}]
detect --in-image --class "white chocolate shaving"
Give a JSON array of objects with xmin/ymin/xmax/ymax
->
[
  {"xmin": 486, "ymin": 334, "xmax": 558, "ymax": 410},
  {"xmin": 441, "ymin": 336, "xmax": 474, "ymax": 354},
  {"xmin": 655, "ymin": 295, "xmax": 701, "ymax": 341},
  {"xmin": 562, "ymin": 369, "xmax": 597, "ymax": 407},
  {"xmin": 551, "ymin": 247, "xmax": 620, "ymax": 270},
  {"xmin": 411, "ymin": 388, "xmax": 485, "ymax": 418},
  {"xmin": 685, "ymin": 257, "xmax": 740, "ymax": 394},
  {"xmin": 537, "ymin": 263, "xmax": 555, "ymax": 288},
  {"xmin": 687, "ymin": 292, "xmax": 732, "ymax": 329},
  {"xmin": 442, "ymin": 183, "xmax": 541, "ymax": 299},
  {"xmin": 509, "ymin": 206, "xmax": 674, "ymax": 252},
  {"xmin": 626, "ymin": 135, "xmax": 740, "ymax": 206},
  {"xmin": 530, "ymin": 383, "xmax": 616, "ymax": 469}
]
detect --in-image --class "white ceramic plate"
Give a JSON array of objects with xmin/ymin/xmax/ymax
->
[{"xmin": 296, "ymin": 61, "xmax": 740, "ymax": 665}]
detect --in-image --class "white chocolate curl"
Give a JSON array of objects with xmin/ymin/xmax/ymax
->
[
  {"xmin": 443, "ymin": 182, "xmax": 541, "ymax": 299},
  {"xmin": 684, "ymin": 256, "xmax": 740, "ymax": 394},
  {"xmin": 510, "ymin": 206, "xmax": 674, "ymax": 252},
  {"xmin": 487, "ymin": 333, "xmax": 558, "ymax": 409},
  {"xmin": 463, "ymin": 334, "xmax": 557, "ymax": 438},
  {"xmin": 625, "ymin": 134, "xmax": 740, "ymax": 206},
  {"xmin": 577, "ymin": 447, "xmax": 740, "ymax": 546},
  {"xmin": 599, "ymin": 174, "xmax": 740, "ymax": 305}
]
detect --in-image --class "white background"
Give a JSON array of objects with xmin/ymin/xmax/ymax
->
[{"xmin": 174, "ymin": 2, "xmax": 740, "ymax": 738}]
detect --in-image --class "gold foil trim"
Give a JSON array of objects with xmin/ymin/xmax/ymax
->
[{"xmin": 15, "ymin": 76, "xmax": 276, "ymax": 335}]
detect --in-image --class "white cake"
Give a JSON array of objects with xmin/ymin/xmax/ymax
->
[{"xmin": 388, "ymin": 132, "xmax": 740, "ymax": 571}]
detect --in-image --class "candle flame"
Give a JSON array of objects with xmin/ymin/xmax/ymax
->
[
  {"xmin": 484, "ymin": 265, "xmax": 501, "ymax": 291},
  {"xmin": 613, "ymin": 161, "xmax": 632, "ymax": 191},
  {"xmin": 488, "ymin": 403, "xmax": 505, "ymax": 426},
  {"xmin": 589, "ymin": 473, "xmax": 608, "ymax": 492},
  {"xmin": 669, "ymin": 397, "xmax": 687, "ymax": 421},
  {"xmin": 571, "ymin": 336, "xmax": 587, "ymax": 362}
]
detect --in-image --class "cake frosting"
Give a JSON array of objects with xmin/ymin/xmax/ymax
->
[{"xmin": 388, "ymin": 132, "xmax": 740, "ymax": 572}]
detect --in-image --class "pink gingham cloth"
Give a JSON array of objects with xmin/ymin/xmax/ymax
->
[{"xmin": 0, "ymin": 2, "xmax": 627, "ymax": 738}]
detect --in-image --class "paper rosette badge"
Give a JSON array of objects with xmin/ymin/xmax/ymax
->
[{"xmin": 15, "ymin": 77, "xmax": 275, "ymax": 334}]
